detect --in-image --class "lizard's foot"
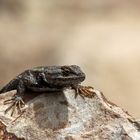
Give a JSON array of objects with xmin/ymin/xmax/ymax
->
[
  {"xmin": 4, "ymin": 95, "xmax": 25, "ymax": 116},
  {"xmin": 72, "ymin": 85, "xmax": 96, "ymax": 99}
]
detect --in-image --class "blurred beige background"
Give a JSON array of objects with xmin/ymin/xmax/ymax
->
[{"xmin": 0, "ymin": 0, "xmax": 140, "ymax": 118}]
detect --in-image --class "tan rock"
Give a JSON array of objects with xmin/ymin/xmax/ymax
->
[{"xmin": 0, "ymin": 88, "xmax": 140, "ymax": 140}]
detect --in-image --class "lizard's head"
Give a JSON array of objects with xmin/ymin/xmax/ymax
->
[{"xmin": 46, "ymin": 65, "xmax": 86, "ymax": 86}]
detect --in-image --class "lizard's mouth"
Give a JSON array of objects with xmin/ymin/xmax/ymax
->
[{"xmin": 52, "ymin": 74, "xmax": 86, "ymax": 86}]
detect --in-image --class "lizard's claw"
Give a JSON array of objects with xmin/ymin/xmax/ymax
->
[
  {"xmin": 4, "ymin": 95, "xmax": 25, "ymax": 116},
  {"xmin": 72, "ymin": 85, "xmax": 95, "ymax": 99}
]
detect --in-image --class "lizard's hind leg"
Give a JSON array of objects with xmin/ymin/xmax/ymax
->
[
  {"xmin": 4, "ymin": 80, "xmax": 26, "ymax": 116},
  {"xmin": 4, "ymin": 94, "xmax": 25, "ymax": 116}
]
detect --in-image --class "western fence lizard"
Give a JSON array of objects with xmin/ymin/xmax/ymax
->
[{"xmin": 0, "ymin": 65, "xmax": 94, "ymax": 116}]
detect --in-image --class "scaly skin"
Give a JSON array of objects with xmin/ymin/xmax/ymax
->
[{"xmin": 0, "ymin": 65, "xmax": 95, "ymax": 116}]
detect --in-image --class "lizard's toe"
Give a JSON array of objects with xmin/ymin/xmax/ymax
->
[
  {"xmin": 72, "ymin": 85, "xmax": 95, "ymax": 98},
  {"xmin": 4, "ymin": 95, "xmax": 25, "ymax": 116}
]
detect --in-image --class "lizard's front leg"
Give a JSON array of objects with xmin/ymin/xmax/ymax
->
[
  {"xmin": 4, "ymin": 80, "xmax": 26, "ymax": 116},
  {"xmin": 72, "ymin": 85, "xmax": 95, "ymax": 99}
]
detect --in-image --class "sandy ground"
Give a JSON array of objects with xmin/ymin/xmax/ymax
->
[{"xmin": 0, "ymin": 1, "xmax": 140, "ymax": 118}]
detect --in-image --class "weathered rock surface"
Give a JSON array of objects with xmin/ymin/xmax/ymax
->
[{"xmin": 0, "ymin": 88, "xmax": 140, "ymax": 140}]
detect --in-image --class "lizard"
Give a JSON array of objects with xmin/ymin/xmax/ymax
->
[{"xmin": 0, "ymin": 65, "xmax": 95, "ymax": 116}]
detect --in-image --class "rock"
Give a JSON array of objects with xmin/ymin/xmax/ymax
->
[{"xmin": 0, "ymin": 88, "xmax": 140, "ymax": 140}]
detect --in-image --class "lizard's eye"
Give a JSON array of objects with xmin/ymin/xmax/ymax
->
[{"xmin": 61, "ymin": 66, "xmax": 76, "ymax": 76}]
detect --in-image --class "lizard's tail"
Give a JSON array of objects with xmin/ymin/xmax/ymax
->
[{"xmin": 0, "ymin": 79, "xmax": 18, "ymax": 94}]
